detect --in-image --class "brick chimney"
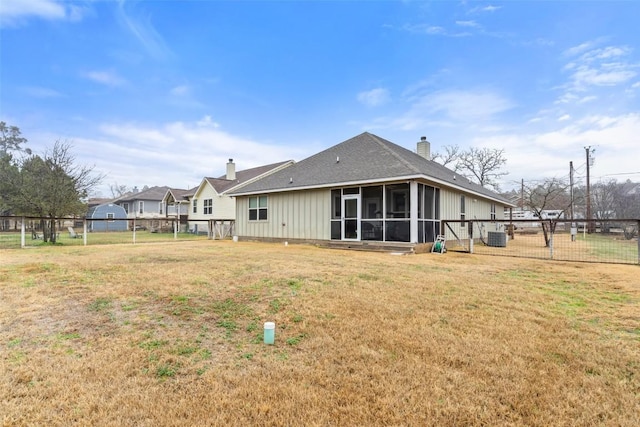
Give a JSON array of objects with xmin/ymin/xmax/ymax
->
[
  {"xmin": 226, "ymin": 159, "xmax": 236, "ymax": 180},
  {"xmin": 417, "ymin": 136, "xmax": 430, "ymax": 160}
]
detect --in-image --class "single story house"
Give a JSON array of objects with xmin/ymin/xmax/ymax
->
[
  {"xmin": 86, "ymin": 203, "xmax": 128, "ymax": 232},
  {"xmin": 180, "ymin": 159, "xmax": 293, "ymax": 234},
  {"xmin": 229, "ymin": 132, "xmax": 513, "ymax": 246}
]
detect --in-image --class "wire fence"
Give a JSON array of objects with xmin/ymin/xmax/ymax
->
[
  {"xmin": 442, "ymin": 219, "xmax": 640, "ymax": 265},
  {"xmin": 0, "ymin": 216, "xmax": 235, "ymax": 250}
]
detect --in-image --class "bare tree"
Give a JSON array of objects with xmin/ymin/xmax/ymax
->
[
  {"xmin": 457, "ymin": 147, "xmax": 508, "ymax": 191},
  {"xmin": 432, "ymin": 145, "xmax": 508, "ymax": 191},
  {"xmin": 524, "ymin": 178, "xmax": 573, "ymax": 247},
  {"xmin": 431, "ymin": 145, "xmax": 461, "ymax": 167},
  {"xmin": 110, "ymin": 182, "xmax": 130, "ymax": 198}
]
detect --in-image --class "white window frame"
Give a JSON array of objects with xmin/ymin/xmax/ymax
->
[{"xmin": 249, "ymin": 196, "xmax": 268, "ymax": 221}]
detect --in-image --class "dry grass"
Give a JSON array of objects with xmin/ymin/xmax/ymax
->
[{"xmin": 1, "ymin": 241, "xmax": 638, "ymax": 426}]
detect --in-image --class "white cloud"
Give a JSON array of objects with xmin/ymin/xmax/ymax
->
[
  {"xmin": 82, "ymin": 70, "xmax": 126, "ymax": 87},
  {"xmin": 363, "ymin": 88, "xmax": 513, "ymax": 132},
  {"xmin": 557, "ymin": 41, "xmax": 639, "ymax": 105},
  {"xmin": 53, "ymin": 117, "xmax": 307, "ymax": 196},
  {"xmin": 0, "ymin": 0, "xmax": 86, "ymax": 27},
  {"xmin": 456, "ymin": 20, "xmax": 479, "ymax": 28},
  {"xmin": 558, "ymin": 114, "xmax": 571, "ymax": 122},
  {"xmin": 564, "ymin": 41, "xmax": 598, "ymax": 58},
  {"xmin": 471, "ymin": 113, "xmax": 640, "ymax": 187},
  {"xmin": 401, "ymin": 23, "xmax": 470, "ymax": 37},
  {"xmin": 357, "ymin": 88, "xmax": 390, "ymax": 107},
  {"xmin": 170, "ymin": 85, "xmax": 190, "ymax": 96},
  {"xmin": 116, "ymin": 0, "xmax": 172, "ymax": 60}
]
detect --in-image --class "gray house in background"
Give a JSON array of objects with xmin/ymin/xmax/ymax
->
[
  {"xmin": 87, "ymin": 203, "xmax": 128, "ymax": 232},
  {"xmin": 229, "ymin": 132, "xmax": 513, "ymax": 246}
]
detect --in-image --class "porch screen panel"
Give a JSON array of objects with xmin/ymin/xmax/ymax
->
[{"xmin": 330, "ymin": 189, "xmax": 341, "ymax": 240}]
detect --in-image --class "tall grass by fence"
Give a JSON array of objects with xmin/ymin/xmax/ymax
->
[{"xmin": 443, "ymin": 218, "xmax": 640, "ymax": 265}]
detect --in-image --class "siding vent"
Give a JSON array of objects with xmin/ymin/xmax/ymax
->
[{"xmin": 336, "ymin": 156, "xmax": 340, "ymax": 163}]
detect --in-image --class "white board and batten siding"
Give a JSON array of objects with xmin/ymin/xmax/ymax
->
[
  {"xmin": 440, "ymin": 188, "xmax": 508, "ymax": 241},
  {"xmin": 189, "ymin": 185, "xmax": 236, "ymax": 232},
  {"xmin": 235, "ymin": 189, "xmax": 331, "ymax": 240}
]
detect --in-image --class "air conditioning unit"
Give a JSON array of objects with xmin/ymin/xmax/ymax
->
[{"xmin": 487, "ymin": 231, "xmax": 507, "ymax": 247}]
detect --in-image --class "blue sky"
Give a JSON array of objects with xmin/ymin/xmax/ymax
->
[{"xmin": 1, "ymin": 0, "xmax": 639, "ymax": 197}]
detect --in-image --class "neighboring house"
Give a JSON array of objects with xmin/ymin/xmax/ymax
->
[
  {"xmin": 87, "ymin": 203, "xmax": 128, "ymax": 232},
  {"xmin": 162, "ymin": 187, "xmax": 197, "ymax": 232},
  {"xmin": 185, "ymin": 159, "xmax": 294, "ymax": 234},
  {"xmin": 229, "ymin": 132, "xmax": 514, "ymax": 245},
  {"xmin": 114, "ymin": 186, "xmax": 170, "ymax": 219}
]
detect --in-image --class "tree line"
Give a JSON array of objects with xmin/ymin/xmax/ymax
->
[{"xmin": 0, "ymin": 122, "xmax": 103, "ymax": 243}]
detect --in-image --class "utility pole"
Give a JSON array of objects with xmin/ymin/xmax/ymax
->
[
  {"xmin": 570, "ymin": 161, "xmax": 574, "ymax": 221},
  {"xmin": 585, "ymin": 146, "xmax": 595, "ymax": 233},
  {"xmin": 570, "ymin": 161, "xmax": 576, "ymax": 241}
]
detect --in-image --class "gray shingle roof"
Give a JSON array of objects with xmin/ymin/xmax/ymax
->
[
  {"xmin": 115, "ymin": 186, "xmax": 171, "ymax": 202},
  {"xmin": 206, "ymin": 160, "xmax": 293, "ymax": 194},
  {"xmin": 230, "ymin": 132, "xmax": 512, "ymax": 204}
]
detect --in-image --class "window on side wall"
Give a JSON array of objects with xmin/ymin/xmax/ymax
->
[
  {"xmin": 460, "ymin": 195, "xmax": 466, "ymax": 227},
  {"xmin": 490, "ymin": 203, "xmax": 496, "ymax": 221},
  {"xmin": 204, "ymin": 199, "xmax": 213, "ymax": 215},
  {"xmin": 139, "ymin": 201, "xmax": 144, "ymax": 214},
  {"xmin": 249, "ymin": 196, "xmax": 268, "ymax": 221},
  {"xmin": 192, "ymin": 199, "xmax": 197, "ymax": 214}
]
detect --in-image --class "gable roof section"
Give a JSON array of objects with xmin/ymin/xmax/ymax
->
[
  {"xmin": 203, "ymin": 160, "xmax": 294, "ymax": 195},
  {"xmin": 230, "ymin": 132, "xmax": 512, "ymax": 205},
  {"xmin": 163, "ymin": 187, "xmax": 198, "ymax": 204}
]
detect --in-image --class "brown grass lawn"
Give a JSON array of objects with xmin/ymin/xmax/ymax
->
[{"xmin": 1, "ymin": 241, "xmax": 638, "ymax": 426}]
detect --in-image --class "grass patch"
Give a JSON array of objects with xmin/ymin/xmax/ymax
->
[{"xmin": 0, "ymin": 241, "xmax": 638, "ymax": 426}]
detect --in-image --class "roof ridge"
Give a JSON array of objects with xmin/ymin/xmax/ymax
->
[{"xmin": 367, "ymin": 133, "xmax": 422, "ymax": 174}]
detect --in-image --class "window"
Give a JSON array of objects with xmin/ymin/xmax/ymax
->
[
  {"xmin": 249, "ymin": 196, "xmax": 268, "ymax": 221},
  {"xmin": 192, "ymin": 199, "xmax": 197, "ymax": 214},
  {"xmin": 204, "ymin": 199, "xmax": 213, "ymax": 215},
  {"xmin": 107, "ymin": 213, "xmax": 114, "ymax": 222},
  {"xmin": 460, "ymin": 195, "xmax": 466, "ymax": 226},
  {"xmin": 122, "ymin": 203, "xmax": 129, "ymax": 214},
  {"xmin": 138, "ymin": 201, "xmax": 144, "ymax": 214},
  {"xmin": 490, "ymin": 203, "xmax": 496, "ymax": 221},
  {"xmin": 159, "ymin": 203, "xmax": 164, "ymax": 215}
]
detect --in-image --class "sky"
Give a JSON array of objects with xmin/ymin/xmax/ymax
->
[{"xmin": 1, "ymin": 0, "xmax": 639, "ymax": 197}]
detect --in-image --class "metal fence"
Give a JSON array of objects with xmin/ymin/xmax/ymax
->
[
  {"xmin": 442, "ymin": 218, "xmax": 640, "ymax": 265},
  {"xmin": 0, "ymin": 216, "xmax": 235, "ymax": 249}
]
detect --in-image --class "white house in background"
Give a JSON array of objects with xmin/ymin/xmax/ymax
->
[{"xmin": 177, "ymin": 159, "xmax": 293, "ymax": 234}]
